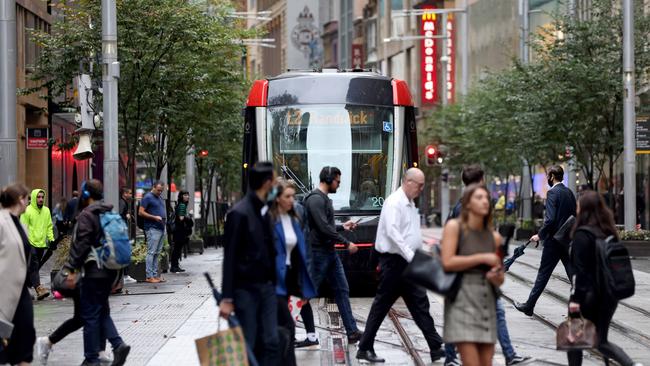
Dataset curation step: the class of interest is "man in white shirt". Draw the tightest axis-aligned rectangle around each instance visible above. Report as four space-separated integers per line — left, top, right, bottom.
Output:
356 168 444 363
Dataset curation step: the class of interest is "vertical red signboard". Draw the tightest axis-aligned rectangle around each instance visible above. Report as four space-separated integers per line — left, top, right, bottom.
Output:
421 8 438 105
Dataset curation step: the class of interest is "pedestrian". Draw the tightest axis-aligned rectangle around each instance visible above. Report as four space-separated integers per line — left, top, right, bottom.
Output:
20 188 55 300
64 191 79 225
35 288 113 365
60 179 130 366
171 190 193 273
52 196 68 237
0 183 35 366
356 168 445 363
443 165 529 366
138 181 167 283
441 184 504 366
515 165 576 316
219 162 280 366
566 191 642 366
118 187 137 284
302 166 363 343
269 178 316 365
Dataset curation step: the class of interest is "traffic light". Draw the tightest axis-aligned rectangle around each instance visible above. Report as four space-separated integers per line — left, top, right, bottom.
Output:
198 149 209 158
425 145 437 166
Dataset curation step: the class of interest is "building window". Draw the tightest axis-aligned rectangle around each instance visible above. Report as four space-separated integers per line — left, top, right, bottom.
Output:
24 10 48 72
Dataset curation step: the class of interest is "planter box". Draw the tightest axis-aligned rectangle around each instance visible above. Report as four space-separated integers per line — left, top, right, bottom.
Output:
516 228 535 241
129 261 147 282
189 239 204 254
622 240 650 257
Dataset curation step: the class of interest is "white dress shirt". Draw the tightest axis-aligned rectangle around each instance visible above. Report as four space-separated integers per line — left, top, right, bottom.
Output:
280 213 297 266
374 187 422 262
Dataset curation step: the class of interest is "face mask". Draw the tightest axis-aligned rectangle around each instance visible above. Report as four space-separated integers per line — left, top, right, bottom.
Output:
266 185 279 203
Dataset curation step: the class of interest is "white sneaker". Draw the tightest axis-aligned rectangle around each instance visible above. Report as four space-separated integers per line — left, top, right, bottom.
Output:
123 275 137 284
36 336 52 365
98 350 113 364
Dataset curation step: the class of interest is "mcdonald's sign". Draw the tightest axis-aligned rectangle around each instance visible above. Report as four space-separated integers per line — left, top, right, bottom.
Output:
421 8 438 105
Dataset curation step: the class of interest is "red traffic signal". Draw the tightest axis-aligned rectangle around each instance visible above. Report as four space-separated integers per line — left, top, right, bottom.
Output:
198 149 209 158
425 145 437 165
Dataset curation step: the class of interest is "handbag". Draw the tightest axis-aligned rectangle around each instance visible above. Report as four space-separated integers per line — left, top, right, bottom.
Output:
195 320 249 366
51 269 79 298
556 313 598 350
402 245 462 301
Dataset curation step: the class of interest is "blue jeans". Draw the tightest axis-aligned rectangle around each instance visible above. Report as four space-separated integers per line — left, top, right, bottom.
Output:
234 283 280 366
145 228 165 278
80 277 123 363
310 249 358 335
445 298 516 362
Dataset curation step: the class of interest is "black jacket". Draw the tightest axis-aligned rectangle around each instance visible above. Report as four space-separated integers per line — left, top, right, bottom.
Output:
65 202 118 279
304 189 350 252
569 226 602 304
538 183 576 245
221 192 276 299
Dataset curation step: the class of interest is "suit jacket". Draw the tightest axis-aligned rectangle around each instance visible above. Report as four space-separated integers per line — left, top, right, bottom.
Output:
221 192 276 299
538 183 576 244
0 210 28 338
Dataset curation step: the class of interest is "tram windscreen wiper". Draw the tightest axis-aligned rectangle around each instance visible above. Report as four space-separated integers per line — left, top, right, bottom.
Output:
281 165 309 195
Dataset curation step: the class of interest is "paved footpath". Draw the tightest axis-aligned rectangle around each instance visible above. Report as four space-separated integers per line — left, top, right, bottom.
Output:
27 228 650 365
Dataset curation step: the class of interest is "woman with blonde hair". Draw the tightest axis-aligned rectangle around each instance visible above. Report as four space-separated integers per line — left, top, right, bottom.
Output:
0 183 34 366
441 184 504 366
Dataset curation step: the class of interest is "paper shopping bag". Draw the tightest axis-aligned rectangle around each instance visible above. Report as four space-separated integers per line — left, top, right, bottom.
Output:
195 326 249 366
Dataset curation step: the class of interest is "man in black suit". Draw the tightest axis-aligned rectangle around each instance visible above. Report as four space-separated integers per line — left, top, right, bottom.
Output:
515 165 576 316
219 162 279 365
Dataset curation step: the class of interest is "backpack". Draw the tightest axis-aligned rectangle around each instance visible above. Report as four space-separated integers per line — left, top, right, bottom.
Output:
91 212 133 269
595 235 635 300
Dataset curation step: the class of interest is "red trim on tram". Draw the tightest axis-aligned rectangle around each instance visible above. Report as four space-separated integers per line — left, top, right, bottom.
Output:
392 79 414 106
334 243 374 249
246 79 269 107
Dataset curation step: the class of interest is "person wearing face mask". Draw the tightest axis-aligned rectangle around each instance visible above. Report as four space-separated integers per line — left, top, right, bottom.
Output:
514 165 576 316
220 162 280 366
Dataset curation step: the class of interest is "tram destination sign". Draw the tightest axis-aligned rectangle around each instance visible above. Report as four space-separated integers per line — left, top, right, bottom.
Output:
638 116 650 154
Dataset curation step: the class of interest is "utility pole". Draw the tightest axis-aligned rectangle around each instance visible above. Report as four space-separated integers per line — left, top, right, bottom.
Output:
566 0 577 196
0 0 17 187
459 0 469 96
440 12 450 223
186 143 195 219
102 0 120 210
519 0 532 220
623 0 637 230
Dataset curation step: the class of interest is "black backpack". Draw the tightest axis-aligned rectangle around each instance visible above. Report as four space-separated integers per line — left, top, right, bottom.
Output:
593 233 636 300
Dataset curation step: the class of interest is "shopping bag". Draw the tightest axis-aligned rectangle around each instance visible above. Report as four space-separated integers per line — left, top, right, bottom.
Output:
195 325 249 366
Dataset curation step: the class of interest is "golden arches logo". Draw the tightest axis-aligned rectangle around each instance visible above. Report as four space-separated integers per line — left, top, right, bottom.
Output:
422 12 436 21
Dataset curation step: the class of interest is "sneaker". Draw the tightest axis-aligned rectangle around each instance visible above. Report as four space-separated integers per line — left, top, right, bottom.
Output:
111 343 130 366
445 359 462 366
36 336 52 365
123 275 137 284
507 355 531 365
98 351 112 364
36 285 50 300
295 338 319 348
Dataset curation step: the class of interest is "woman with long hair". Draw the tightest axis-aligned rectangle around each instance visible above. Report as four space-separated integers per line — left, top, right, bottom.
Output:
567 190 641 366
441 184 504 366
0 184 34 366
171 190 193 273
268 178 316 365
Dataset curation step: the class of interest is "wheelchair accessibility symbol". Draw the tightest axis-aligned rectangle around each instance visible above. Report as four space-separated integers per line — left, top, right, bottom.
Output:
383 122 393 133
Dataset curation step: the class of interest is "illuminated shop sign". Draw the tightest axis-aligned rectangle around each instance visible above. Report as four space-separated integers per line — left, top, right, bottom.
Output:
446 15 455 104
420 10 438 105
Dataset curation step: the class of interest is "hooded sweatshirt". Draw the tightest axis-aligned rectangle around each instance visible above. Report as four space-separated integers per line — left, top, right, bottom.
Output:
20 189 55 248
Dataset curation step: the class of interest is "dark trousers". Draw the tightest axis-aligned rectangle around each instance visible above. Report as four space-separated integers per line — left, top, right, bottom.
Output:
234 283 280 366
526 241 572 307
48 290 109 351
171 235 188 268
300 302 316 333
359 253 443 353
277 296 296 366
80 277 123 363
28 247 47 288
0 285 35 364
567 301 634 366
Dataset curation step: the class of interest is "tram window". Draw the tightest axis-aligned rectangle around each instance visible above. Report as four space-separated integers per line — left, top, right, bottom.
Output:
268 104 394 211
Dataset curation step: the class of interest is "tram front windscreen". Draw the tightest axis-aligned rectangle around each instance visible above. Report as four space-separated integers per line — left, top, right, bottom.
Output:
268 104 396 212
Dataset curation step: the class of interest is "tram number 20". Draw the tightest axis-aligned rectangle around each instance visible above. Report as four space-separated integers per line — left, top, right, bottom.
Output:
371 197 385 208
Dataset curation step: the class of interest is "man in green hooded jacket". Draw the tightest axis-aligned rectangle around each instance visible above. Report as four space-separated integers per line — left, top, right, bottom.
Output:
20 189 55 300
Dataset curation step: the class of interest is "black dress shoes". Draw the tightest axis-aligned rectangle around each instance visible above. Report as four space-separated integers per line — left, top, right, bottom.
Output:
431 348 446 362
356 350 386 363
514 301 534 316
